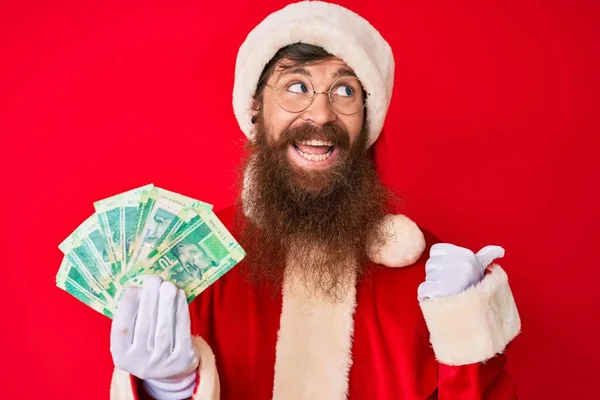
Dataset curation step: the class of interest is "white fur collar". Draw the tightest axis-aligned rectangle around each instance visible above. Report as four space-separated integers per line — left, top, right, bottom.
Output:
273 264 357 400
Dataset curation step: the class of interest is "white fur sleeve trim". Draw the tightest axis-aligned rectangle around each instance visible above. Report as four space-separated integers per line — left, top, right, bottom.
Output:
368 214 426 268
192 335 220 400
109 336 220 400
419 265 521 366
110 367 136 400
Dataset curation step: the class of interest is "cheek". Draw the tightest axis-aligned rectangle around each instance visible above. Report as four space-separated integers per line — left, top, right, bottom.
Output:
344 113 365 145
263 101 298 142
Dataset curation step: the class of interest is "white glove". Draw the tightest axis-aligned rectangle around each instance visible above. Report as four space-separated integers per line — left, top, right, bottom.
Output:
110 276 199 400
417 243 505 301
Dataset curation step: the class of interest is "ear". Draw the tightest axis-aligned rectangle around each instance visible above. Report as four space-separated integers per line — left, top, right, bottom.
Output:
251 97 261 124
251 97 260 111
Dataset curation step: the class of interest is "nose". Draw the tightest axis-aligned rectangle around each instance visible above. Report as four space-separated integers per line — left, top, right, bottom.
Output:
300 90 338 126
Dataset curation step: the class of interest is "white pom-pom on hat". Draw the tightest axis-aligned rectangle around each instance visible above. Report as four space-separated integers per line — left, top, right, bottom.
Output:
368 214 426 268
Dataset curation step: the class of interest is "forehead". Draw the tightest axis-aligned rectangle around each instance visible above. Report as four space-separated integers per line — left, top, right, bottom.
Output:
274 57 357 80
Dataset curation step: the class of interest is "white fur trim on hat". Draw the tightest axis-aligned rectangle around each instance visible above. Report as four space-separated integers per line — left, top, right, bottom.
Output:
233 0 395 148
419 265 522 366
368 214 427 268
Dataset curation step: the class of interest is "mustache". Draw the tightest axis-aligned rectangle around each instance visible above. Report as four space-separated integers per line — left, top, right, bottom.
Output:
278 123 350 150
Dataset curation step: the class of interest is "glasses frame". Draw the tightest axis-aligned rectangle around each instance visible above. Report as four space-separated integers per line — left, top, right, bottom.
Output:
265 74 370 116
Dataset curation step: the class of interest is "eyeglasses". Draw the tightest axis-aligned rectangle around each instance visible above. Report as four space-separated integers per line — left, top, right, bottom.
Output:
265 73 368 116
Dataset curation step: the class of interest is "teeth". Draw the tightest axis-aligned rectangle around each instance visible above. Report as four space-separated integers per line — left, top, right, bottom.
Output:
298 139 334 147
296 148 334 162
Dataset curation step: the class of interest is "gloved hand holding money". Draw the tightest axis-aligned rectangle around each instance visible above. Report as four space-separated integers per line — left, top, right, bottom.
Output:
56 184 245 398
111 276 199 400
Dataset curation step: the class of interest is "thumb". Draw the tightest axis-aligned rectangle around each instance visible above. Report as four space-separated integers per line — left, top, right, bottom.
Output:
476 245 505 268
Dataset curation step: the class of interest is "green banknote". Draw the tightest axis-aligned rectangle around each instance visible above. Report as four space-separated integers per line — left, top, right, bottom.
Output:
57 185 240 319
127 187 212 271
150 204 212 252
130 187 213 253
58 214 118 305
121 207 246 303
56 257 114 318
94 183 154 278
129 187 154 258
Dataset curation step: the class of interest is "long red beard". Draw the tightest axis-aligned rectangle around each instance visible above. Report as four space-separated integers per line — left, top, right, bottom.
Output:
234 115 391 299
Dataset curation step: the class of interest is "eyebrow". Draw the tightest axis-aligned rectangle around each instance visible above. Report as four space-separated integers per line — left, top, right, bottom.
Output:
280 66 312 77
278 65 357 79
331 66 357 79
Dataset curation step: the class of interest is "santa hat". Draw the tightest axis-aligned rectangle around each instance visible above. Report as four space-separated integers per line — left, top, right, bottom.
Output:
232 0 395 148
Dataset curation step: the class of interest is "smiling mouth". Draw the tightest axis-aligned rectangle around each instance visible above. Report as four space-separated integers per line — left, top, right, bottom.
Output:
293 139 335 162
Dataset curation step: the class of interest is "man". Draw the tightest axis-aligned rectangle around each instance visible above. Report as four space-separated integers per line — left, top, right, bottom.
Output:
109 2 521 399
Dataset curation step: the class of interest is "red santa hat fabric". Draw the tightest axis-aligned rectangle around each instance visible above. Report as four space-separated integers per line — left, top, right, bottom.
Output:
232 0 395 148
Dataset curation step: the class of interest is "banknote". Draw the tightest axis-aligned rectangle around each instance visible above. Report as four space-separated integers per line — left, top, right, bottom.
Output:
122 207 246 302
57 185 243 319
129 186 154 258
94 183 154 278
56 257 114 318
94 199 123 277
149 207 197 251
58 214 118 305
127 187 212 271
130 187 213 251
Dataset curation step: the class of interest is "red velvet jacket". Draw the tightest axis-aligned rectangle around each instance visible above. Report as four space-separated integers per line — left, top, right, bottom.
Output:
110 206 521 400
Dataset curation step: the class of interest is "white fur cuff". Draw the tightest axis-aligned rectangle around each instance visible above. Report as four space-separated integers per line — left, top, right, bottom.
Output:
419 265 521 366
192 336 220 400
110 367 136 400
109 336 220 400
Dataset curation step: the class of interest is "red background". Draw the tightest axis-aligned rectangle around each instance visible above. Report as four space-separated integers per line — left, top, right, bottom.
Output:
2 0 598 398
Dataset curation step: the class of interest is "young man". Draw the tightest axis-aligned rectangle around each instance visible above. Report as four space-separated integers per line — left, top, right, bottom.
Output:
109 2 521 399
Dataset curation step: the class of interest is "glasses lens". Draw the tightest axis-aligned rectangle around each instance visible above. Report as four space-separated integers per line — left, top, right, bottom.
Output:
329 76 366 115
275 74 314 113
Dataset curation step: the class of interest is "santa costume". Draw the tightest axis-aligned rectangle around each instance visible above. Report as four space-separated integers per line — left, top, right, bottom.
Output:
110 2 521 399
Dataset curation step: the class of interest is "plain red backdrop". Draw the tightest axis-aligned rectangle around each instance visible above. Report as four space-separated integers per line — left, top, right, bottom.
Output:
1 0 598 398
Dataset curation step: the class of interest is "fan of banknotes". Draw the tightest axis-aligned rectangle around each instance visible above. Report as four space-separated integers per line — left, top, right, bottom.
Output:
56 184 246 319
